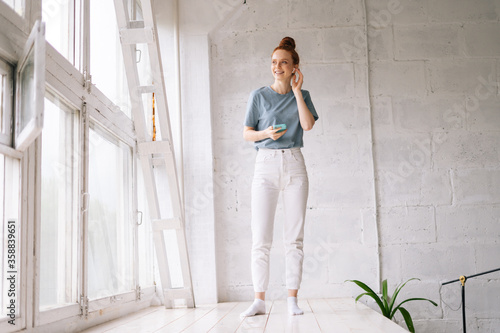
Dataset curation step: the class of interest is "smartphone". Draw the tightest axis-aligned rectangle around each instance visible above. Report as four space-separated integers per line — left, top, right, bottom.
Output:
273 124 287 133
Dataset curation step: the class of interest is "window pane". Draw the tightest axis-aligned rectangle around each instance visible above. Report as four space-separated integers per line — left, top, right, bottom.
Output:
151 166 182 288
14 20 45 152
89 0 131 117
142 93 156 140
164 230 183 288
42 0 76 65
39 94 79 310
126 0 143 21
19 47 35 132
0 58 13 146
136 43 152 87
88 126 133 299
137 160 154 286
0 74 4 131
1 0 24 16
1 154 21 319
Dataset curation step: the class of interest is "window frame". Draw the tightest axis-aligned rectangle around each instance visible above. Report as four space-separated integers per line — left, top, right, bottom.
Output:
0 0 159 330
33 43 149 327
0 59 13 147
35 88 81 326
42 0 81 68
86 119 134 301
0 154 23 333
0 1 26 34
13 19 45 152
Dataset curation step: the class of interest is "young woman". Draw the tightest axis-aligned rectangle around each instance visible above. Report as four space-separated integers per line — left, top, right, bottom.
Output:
241 37 319 317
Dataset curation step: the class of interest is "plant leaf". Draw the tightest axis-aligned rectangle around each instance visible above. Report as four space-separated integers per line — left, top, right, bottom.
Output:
388 278 419 314
382 279 389 310
398 307 415 333
346 280 389 317
391 298 438 318
355 292 371 302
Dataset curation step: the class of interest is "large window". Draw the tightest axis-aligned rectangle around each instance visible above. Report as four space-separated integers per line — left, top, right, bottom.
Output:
88 125 133 299
0 0 164 329
39 93 79 310
0 155 20 322
89 0 131 117
42 0 81 68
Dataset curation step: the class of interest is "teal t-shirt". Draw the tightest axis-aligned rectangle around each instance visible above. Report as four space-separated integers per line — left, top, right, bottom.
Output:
244 86 319 150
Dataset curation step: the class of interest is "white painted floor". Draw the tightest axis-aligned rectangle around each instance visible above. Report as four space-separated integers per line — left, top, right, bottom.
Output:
80 298 407 333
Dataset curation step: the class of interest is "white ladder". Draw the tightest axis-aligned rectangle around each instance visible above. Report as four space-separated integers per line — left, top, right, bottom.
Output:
112 0 195 308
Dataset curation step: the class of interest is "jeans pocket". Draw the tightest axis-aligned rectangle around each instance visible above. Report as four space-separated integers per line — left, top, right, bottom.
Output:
256 151 275 163
291 151 305 163
256 153 269 163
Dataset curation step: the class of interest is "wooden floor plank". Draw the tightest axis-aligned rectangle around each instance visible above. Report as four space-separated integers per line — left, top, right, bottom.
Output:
324 299 407 333
179 302 238 333
154 304 219 333
308 299 351 333
264 300 321 333
207 302 249 332
104 307 193 333
263 300 286 332
80 307 164 333
80 298 410 333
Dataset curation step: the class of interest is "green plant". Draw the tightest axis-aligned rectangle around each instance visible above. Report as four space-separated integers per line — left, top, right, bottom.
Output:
346 278 438 333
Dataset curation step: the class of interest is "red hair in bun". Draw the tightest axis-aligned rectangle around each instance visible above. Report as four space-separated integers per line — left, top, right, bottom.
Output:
273 36 300 65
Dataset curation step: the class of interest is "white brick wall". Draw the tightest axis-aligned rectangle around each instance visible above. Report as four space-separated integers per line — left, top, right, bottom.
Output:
366 0 427 25
370 60 427 96
436 206 500 242
378 206 436 245
452 169 500 204
175 0 500 331
467 95 500 131
394 24 461 60
392 95 466 132
464 23 500 57
324 27 367 62
289 0 364 28
427 0 500 22
302 63 356 97
210 0 379 304
426 59 496 94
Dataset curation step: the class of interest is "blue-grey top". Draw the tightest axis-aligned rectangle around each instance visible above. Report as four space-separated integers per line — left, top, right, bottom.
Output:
244 86 319 150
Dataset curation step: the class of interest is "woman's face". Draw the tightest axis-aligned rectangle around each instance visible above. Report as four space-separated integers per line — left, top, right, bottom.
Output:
271 49 297 81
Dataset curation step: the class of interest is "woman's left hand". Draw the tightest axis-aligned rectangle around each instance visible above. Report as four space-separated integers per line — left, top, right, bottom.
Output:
291 68 303 94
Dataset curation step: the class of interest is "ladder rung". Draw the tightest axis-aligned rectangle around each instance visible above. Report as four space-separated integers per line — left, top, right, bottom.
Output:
138 141 172 156
152 218 182 230
164 288 193 300
150 154 175 171
151 156 164 167
138 85 155 94
120 27 154 44
129 20 145 29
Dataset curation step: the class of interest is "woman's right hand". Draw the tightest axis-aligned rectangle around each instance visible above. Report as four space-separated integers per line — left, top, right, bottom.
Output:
266 126 287 141
243 126 287 142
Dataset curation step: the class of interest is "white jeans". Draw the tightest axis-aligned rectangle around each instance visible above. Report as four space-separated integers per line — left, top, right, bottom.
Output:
251 148 309 292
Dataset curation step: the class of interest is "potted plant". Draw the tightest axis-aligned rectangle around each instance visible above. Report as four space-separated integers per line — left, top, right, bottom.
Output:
346 278 438 333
